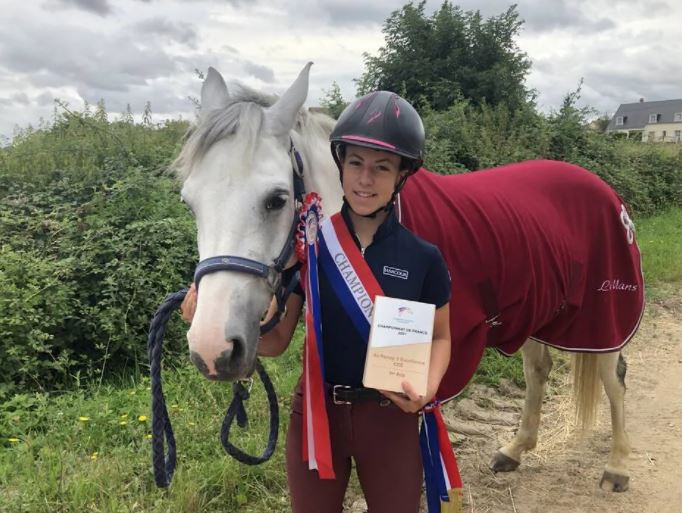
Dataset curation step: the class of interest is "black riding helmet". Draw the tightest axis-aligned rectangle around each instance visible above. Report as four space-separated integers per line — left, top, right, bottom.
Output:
329 91 425 217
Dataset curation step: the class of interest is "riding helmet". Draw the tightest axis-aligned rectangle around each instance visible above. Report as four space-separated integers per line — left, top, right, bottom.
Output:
330 91 425 174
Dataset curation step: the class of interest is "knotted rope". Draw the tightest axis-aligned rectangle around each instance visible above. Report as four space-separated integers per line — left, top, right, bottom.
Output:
148 288 279 488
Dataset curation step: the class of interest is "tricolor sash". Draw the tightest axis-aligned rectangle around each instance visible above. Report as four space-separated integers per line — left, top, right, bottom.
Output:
297 199 462 511
317 213 383 340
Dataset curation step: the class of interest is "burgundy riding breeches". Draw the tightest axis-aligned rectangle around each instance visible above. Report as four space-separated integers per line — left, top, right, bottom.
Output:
286 382 423 513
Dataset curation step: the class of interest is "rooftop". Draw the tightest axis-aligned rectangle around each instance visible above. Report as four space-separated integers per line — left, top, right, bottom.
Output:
607 99 682 131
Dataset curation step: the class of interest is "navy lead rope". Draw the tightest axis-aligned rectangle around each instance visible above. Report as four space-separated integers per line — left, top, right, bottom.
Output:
148 289 185 488
148 288 280 488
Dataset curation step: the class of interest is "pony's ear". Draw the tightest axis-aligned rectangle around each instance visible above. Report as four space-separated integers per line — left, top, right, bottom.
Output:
266 62 313 137
201 67 230 114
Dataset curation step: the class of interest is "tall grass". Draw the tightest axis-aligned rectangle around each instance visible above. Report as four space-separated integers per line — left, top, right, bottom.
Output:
0 331 304 513
636 207 682 300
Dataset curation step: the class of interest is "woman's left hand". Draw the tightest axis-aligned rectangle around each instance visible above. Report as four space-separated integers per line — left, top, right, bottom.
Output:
380 381 433 414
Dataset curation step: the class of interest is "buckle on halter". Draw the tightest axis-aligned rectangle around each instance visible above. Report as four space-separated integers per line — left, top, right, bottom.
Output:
238 377 254 393
332 385 352 405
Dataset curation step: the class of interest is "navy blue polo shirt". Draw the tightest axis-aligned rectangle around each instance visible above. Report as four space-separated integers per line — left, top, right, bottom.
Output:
309 203 451 387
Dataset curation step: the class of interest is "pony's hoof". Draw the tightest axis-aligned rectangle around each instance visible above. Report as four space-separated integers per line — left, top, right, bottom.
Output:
489 451 520 473
600 471 629 492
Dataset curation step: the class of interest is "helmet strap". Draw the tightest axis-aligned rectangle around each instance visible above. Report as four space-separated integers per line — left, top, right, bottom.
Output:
342 196 387 219
342 173 409 219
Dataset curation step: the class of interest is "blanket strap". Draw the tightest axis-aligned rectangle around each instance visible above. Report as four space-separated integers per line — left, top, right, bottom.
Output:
478 279 502 344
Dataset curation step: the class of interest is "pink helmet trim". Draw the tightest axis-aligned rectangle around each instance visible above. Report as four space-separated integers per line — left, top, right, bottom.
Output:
341 135 396 150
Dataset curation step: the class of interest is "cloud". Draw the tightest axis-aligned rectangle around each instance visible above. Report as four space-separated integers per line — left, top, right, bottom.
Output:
134 17 199 48
0 19 184 93
52 0 113 16
308 0 402 26
520 3 615 34
447 0 615 34
135 0 247 5
0 94 25 107
523 10 682 115
2 0 681 140
242 61 275 83
76 79 195 114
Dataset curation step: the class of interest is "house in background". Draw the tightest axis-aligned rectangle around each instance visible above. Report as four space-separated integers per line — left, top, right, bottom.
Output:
606 98 682 142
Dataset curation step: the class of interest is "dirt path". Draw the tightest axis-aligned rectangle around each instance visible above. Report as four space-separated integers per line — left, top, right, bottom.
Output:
446 296 682 513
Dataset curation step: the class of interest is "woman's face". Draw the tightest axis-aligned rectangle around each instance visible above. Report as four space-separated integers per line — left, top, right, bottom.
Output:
341 145 405 216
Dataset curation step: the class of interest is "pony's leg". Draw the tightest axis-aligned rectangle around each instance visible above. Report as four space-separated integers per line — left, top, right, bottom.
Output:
598 352 630 492
490 339 552 472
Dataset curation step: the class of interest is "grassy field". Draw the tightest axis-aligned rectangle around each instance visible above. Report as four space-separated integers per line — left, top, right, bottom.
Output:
635 207 682 300
0 330 305 513
1 207 680 513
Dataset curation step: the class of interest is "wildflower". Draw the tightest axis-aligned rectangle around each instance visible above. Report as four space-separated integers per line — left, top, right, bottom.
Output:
188 422 196 427
78 416 90 423
145 434 152 440
8 438 20 443
119 420 128 426
90 451 99 461
120 414 128 420
137 415 148 423
171 404 179 410
128 390 136 396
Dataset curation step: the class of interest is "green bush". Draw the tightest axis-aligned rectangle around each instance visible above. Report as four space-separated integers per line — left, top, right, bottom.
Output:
423 98 548 172
422 91 682 217
0 248 76 394
1 110 196 395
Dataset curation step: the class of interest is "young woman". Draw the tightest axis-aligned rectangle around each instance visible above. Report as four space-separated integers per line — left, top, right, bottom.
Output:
182 91 451 513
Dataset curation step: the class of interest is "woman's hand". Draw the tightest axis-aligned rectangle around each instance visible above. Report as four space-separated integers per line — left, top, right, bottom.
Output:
380 380 434 414
180 282 197 323
378 304 451 414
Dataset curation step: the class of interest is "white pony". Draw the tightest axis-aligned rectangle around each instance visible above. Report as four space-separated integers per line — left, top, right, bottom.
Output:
175 63 643 492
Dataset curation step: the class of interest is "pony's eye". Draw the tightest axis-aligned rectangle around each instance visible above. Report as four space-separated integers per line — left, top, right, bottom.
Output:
265 195 287 211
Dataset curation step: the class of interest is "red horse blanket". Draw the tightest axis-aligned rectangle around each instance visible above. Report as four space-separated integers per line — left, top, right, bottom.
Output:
399 160 644 400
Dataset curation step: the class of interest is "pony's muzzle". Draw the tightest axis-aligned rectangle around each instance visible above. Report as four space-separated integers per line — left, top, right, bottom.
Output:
189 336 247 381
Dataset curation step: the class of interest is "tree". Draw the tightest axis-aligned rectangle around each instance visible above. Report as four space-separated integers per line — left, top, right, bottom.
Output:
142 101 153 127
121 104 134 124
357 1 532 111
547 80 592 160
319 81 349 119
94 99 109 124
591 113 612 133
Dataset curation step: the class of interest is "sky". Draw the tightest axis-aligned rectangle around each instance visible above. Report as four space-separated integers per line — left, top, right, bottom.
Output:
1 0 680 141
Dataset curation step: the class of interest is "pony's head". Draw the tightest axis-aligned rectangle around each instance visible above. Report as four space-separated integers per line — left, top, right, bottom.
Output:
174 63 320 380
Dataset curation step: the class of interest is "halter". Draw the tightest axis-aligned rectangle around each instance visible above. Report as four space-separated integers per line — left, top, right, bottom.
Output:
192 139 306 334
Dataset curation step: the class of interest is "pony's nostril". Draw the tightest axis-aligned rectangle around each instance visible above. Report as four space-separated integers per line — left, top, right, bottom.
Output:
190 351 210 377
214 337 244 378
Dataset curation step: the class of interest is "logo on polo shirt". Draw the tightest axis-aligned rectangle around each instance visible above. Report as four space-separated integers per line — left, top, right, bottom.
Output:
383 266 409 280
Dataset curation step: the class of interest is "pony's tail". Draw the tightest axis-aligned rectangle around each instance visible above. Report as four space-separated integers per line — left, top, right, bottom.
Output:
572 353 601 430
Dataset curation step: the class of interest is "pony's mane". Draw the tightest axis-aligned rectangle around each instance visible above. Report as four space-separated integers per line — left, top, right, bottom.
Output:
173 81 337 181
173 83 276 180
293 108 336 160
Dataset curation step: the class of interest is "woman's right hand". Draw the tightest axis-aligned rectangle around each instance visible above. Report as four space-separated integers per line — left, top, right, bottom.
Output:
180 282 197 323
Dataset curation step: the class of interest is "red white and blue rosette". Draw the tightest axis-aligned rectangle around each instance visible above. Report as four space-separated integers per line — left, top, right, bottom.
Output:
296 192 335 479
295 192 323 264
